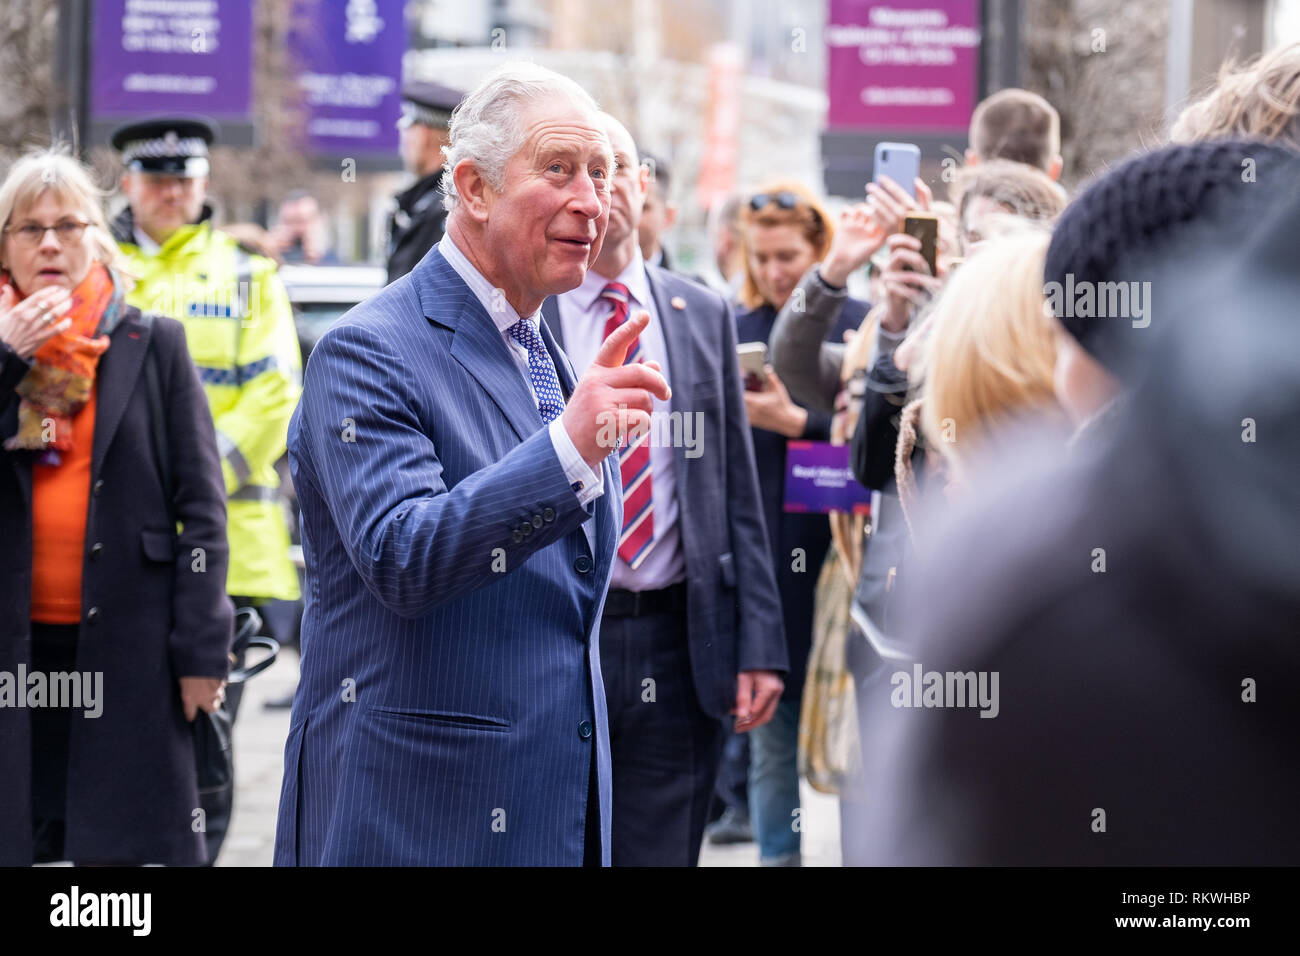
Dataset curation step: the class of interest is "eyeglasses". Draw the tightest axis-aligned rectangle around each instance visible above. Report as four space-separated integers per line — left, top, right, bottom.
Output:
748 191 823 225
4 219 90 248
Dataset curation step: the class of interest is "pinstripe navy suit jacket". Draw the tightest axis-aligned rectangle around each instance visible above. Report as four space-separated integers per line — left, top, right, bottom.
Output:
274 246 619 866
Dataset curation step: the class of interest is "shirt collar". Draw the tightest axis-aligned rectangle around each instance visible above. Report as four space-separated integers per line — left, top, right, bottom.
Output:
575 250 651 317
133 226 161 256
438 232 538 334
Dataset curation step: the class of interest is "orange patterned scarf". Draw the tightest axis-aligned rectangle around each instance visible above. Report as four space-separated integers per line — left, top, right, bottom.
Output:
3 262 123 463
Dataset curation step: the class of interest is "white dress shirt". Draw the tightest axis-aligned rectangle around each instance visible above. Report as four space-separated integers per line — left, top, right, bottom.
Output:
438 234 602 506
557 252 685 590
133 227 161 256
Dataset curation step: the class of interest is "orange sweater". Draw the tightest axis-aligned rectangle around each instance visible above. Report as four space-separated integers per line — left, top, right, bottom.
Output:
30 387 96 625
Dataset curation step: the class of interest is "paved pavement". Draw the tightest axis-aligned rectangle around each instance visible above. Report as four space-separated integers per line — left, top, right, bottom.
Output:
220 648 841 867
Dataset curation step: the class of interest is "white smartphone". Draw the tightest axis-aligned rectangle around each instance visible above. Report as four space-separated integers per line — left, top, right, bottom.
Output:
737 341 770 391
873 142 920 199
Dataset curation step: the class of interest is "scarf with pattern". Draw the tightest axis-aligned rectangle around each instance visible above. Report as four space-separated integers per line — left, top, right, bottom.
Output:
3 262 124 464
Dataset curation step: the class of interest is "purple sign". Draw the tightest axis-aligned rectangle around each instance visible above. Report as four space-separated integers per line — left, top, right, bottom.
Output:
827 0 981 131
91 0 252 121
783 442 873 515
289 0 405 156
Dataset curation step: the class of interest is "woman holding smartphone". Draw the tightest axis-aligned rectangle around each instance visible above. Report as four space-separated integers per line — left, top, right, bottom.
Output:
732 181 867 866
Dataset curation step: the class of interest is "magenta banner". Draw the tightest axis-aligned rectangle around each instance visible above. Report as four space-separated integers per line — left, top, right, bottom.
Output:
827 0 981 131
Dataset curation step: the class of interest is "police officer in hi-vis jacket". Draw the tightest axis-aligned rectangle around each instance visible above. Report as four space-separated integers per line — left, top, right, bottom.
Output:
109 117 301 859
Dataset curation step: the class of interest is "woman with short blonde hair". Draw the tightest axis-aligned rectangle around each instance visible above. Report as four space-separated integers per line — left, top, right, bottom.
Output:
0 151 129 280
896 229 1065 519
0 147 232 865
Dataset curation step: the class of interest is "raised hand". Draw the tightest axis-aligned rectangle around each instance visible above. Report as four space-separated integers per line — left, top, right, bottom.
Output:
562 310 671 467
820 203 887 288
880 233 944 333
0 285 73 360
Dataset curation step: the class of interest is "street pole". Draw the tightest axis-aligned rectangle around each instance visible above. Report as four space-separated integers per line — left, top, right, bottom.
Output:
53 0 92 157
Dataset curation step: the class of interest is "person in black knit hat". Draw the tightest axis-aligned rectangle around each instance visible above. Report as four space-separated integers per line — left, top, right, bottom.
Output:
850 146 1300 867
1043 138 1297 435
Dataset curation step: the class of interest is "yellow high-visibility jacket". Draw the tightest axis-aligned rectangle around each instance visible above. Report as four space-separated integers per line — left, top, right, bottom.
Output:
113 208 301 601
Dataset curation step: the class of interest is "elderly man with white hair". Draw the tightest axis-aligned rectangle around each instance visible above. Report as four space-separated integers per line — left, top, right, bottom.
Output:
274 62 669 866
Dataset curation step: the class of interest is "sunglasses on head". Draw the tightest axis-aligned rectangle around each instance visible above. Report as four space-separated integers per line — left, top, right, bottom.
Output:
749 191 801 211
748 191 823 224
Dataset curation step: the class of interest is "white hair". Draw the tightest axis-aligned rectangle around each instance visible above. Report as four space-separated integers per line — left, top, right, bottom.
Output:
441 61 601 213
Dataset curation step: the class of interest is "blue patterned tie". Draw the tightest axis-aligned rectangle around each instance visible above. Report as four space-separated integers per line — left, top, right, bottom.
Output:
507 318 565 424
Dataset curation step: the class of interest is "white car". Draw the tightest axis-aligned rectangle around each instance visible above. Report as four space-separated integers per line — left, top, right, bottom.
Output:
278 263 387 362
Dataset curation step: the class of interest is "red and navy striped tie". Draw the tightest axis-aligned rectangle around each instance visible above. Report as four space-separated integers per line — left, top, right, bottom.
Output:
599 282 655 569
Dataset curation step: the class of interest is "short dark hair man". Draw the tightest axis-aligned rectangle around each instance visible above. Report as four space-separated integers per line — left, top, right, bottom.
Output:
966 88 1064 180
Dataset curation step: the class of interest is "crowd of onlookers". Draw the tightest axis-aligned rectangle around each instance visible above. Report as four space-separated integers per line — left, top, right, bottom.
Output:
4 39 1299 866
698 41 1300 865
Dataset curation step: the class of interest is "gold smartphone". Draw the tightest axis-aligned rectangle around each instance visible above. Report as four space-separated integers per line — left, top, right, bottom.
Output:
901 213 939 276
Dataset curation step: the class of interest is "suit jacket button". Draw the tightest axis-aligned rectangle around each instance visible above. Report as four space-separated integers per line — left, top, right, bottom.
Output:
542 507 555 523
89 542 104 560
521 522 533 537
512 529 524 544
86 607 101 624
531 514 544 529
578 720 593 740
573 555 592 574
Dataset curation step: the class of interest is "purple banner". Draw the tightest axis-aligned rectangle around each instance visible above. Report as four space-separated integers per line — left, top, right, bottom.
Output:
91 0 252 121
289 0 405 156
783 442 872 515
827 0 981 131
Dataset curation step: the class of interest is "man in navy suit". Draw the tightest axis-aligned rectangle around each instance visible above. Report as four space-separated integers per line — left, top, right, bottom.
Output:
543 114 787 865
274 63 670 866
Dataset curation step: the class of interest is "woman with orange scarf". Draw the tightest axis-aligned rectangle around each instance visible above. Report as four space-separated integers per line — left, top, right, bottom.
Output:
0 149 233 865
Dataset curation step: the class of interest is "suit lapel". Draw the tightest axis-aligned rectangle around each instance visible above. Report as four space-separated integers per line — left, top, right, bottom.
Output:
538 313 595 555
644 266 693 505
417 249 543 444
92 310 150 481
415 247 605 556
540 297 566 354
538 311 576 401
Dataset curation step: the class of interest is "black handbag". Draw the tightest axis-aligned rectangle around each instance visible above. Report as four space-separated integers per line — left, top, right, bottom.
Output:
193 607 279 793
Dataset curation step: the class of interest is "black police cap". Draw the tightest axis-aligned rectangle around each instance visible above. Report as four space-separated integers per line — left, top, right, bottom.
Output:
398 80 463 130
110 117 217 176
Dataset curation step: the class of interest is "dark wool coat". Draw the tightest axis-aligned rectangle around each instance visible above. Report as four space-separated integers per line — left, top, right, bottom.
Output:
1 306 233 865
735 295 866 700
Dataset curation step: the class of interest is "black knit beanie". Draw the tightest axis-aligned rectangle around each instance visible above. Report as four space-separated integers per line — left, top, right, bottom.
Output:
1044 139 1298 372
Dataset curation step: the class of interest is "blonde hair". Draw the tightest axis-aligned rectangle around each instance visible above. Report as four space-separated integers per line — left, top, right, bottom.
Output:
738 180 834 310
915 229 1061 480
0 147 126 280
1171 42 1300 150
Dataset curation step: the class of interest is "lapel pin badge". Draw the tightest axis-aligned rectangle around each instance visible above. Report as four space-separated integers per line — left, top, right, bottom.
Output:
670 296 686 310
